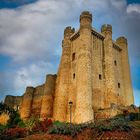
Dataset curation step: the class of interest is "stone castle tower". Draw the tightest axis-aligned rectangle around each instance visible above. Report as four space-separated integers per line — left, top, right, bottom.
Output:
4 11 134 124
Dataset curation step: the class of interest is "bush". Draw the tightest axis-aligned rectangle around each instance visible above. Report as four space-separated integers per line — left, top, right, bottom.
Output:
48 122 86 136
0 124 8 133
94 117 131 132
7 111 23 128
32 118 52 133
0 126 28 140
129 113 140 121
24 116 39 131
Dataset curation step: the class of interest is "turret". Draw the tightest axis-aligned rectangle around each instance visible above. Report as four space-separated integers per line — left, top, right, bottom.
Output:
116 36 134 105
40 74 56 120
20 87 34 120
101 24 117 108
80 11 92 29
64 26 75 39
116 36 127 45
101 24 112 35
74 11 93 123
53 27 72 121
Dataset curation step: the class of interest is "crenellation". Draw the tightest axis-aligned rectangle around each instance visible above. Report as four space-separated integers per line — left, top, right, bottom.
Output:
101 24 112 34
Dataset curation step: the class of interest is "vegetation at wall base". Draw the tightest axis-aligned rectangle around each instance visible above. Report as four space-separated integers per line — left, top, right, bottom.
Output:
0 103 140 140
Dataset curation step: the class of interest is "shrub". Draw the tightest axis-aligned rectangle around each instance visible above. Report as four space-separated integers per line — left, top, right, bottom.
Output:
48 123 86 136
129 113 140 121
94 117 131 132
0 124 8 133
7 111 23 128
32 118 52 133
0 126 28 140
24 116 39 131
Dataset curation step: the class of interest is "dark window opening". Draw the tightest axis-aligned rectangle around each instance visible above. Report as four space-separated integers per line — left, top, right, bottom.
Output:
73 73 75 79
118 83 120 88
72 53 75 61
114 60 117 66
99 74 102 80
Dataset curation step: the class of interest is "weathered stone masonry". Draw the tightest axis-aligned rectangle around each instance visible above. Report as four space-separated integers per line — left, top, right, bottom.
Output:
4 11 134 123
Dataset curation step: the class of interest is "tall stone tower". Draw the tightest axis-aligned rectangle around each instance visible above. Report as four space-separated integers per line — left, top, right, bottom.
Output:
116 37 134 105
53 11 134 123
6 11 134 124
74 11 94 123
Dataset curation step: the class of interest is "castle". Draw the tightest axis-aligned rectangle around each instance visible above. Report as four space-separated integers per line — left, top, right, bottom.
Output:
4 11 134 124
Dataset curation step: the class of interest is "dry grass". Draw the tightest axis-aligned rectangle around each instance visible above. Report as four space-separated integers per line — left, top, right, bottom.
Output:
0 113 9 125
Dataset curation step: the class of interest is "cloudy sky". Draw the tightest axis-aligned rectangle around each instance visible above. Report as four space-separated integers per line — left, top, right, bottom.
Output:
0 0 140 106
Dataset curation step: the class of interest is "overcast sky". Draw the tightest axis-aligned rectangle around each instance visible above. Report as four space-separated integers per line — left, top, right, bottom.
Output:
0 0 140 106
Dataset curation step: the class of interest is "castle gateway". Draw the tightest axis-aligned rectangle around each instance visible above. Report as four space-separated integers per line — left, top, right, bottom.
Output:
5 11 134 124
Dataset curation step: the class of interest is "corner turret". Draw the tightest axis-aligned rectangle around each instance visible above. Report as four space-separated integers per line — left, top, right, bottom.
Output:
64 26 75 39
101 24 112 36
116 36 134 106
80 11 92 29
116 36 127 45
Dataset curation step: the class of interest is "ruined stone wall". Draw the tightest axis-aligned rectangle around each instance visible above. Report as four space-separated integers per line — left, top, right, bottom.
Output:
4 95 22 109
31 84 44 117
20 87 34 120
20 75 56 120
40 74 56 120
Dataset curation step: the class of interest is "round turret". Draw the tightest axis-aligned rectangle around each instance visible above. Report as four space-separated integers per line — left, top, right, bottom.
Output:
80 11 92 28
116 36 127 45
64 26 75 39
101 24 112 34
46 74 57 82
26 86 34 93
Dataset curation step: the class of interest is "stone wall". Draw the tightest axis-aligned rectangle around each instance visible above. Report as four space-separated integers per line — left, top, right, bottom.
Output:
4 95 22 109
40 74 57 120
20 74 56 120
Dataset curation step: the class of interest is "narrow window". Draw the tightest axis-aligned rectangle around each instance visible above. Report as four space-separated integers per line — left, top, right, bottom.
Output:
73 73 75 79
114 60 117 66
72 53 75 61
99 74 102 80
118 83 120 88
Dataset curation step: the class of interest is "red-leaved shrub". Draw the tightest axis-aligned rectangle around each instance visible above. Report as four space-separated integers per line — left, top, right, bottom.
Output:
32 118 52 133
0 126 28 140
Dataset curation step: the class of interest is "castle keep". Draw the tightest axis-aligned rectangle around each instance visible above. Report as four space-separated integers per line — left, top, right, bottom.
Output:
4 11 134 124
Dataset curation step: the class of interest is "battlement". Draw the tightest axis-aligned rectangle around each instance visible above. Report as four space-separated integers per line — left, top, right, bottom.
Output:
25 86 34 94
46 74 57 81
116 36 127 45
80 11 92 22
101 24 112 33
80 11 92 29
64 26 75 38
